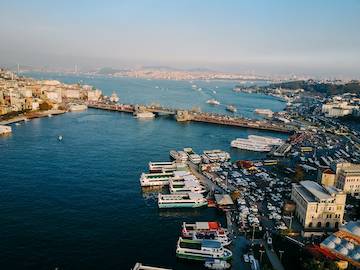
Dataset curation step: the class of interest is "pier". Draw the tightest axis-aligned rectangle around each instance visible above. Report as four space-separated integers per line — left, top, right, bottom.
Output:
87 103 294 133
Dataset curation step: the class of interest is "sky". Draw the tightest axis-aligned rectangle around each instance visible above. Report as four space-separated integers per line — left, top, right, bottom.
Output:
1 0 360 78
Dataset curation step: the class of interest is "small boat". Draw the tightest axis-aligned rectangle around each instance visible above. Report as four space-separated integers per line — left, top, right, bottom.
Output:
226 104 237 113
15 123 21 126
198 88 202 91
204 258 231 269
192 85 197 88
213 91 216 94
24 118 30 122
136 112 155 119
59 135 63 141
206 99 220 105
48 114 53 117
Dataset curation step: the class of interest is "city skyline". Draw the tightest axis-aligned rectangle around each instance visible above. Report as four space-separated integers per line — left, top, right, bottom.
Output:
1 0 360 78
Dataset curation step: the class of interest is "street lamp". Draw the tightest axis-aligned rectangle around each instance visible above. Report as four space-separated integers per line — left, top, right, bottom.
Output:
252 223 256 241
289 212 293 230
259 250 265 266
279 250 284 262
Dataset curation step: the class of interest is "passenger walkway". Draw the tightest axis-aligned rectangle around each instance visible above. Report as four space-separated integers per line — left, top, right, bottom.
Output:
253 239 285 270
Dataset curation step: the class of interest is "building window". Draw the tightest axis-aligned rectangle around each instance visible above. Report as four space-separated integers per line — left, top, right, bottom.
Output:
326 222 330 228
317 222 322 228
335 222 339 228
309 222 313 228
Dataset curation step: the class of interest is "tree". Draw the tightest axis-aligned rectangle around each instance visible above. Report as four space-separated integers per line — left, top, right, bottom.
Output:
293 165 305 183
39 102 52 111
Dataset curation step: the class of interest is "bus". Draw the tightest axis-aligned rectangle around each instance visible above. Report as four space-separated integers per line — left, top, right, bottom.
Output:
263 160 278 166
301 147 313 152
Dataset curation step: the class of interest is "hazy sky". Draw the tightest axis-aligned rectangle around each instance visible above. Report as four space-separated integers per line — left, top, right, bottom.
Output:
1 0 360 77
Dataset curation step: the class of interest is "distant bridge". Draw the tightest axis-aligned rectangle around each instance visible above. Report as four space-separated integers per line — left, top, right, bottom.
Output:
87 103 294 134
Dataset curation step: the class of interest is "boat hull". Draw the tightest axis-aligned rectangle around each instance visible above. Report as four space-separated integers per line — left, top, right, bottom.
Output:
158 202 208 209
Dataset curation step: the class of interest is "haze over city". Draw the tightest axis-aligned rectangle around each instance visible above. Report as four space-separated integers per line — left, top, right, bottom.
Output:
1 0 360 78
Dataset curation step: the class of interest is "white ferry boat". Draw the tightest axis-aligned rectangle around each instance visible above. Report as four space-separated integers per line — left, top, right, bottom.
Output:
169 150 179 160
70 104 88 111
192 231 232 247
184 148 201 164
140 171 189 187
148 162 187 173
226 104 237 113
248 135 283 146
192 85 197 88
169 179 205 194
203 150 218 162
0 125 12 134
177 151 188 162
212 150 228 162
206 99 220 105
182 222 229 238
253 108 273 115
176 237 232 261
136 112 155 119
158 193 208 208
230 138 272 152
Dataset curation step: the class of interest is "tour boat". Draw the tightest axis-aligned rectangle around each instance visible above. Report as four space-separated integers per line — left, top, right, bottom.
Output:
15 123 21 126
230 138 272 152
176 237 232 261
59 135 63 141
192 231 232 246
204 258 231 269
158 193 208 208
182 222 229 238
140 170 189 187
148 161 187 173
206 99 220 105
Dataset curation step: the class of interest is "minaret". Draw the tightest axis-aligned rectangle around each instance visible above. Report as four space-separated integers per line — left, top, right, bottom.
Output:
75 65 77 73
17 63 20 73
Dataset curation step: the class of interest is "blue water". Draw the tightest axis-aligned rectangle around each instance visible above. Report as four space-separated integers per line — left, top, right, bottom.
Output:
0 74 288 269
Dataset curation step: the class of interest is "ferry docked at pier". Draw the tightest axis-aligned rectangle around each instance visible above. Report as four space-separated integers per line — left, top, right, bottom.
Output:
184 148 201 164
230 138 272 152
140 170 189 187
192 231 232 247
148 161 187 173
169 178 206 194
169 150 188 162
158 193 208 208
247 135 283 146
181 222 229 238
176 237 232 261
206 99 220 105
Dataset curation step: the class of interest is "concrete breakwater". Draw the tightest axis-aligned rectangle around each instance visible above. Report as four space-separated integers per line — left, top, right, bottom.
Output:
87 103 294 133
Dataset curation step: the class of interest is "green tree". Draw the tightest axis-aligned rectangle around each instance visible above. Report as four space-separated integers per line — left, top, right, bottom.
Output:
39 102 52 111
293 165 305 183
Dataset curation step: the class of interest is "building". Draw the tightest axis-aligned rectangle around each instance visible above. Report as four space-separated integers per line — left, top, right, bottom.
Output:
109 92 119 103
86 89 102 102
320 220 360 268
291 181 346 229
317 168 336 186
335 163 360 196
65 89 80 99
322 102 359 117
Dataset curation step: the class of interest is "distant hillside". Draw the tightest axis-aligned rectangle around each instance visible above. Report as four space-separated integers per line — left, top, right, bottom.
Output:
186 68 219 73
264 80 360 96
96 67 120 75
140 66 182 71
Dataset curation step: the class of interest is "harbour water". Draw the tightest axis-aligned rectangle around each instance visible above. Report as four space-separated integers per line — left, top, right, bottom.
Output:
0 74 289 269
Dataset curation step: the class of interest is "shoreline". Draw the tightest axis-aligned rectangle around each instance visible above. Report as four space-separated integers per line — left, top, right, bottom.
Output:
0 110 66 125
